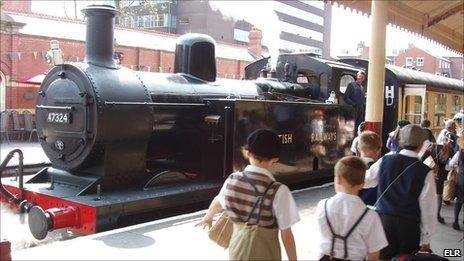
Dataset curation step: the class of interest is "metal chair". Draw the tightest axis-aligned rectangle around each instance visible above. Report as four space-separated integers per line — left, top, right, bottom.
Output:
23 111 38 142
0 111 10 144
10 110 25 141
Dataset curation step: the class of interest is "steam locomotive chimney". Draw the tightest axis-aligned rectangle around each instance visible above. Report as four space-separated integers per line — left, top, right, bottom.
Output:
81 5 119 68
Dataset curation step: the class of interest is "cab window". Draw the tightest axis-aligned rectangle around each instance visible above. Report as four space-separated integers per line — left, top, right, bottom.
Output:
339 74 355 94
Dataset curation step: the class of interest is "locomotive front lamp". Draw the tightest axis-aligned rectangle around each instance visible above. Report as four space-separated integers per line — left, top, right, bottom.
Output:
46 40 64 66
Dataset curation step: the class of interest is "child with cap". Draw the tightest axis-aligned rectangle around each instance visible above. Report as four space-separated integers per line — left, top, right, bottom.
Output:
196 129 299 260
314 156 388 260
386 119 411 154
357 131 382 206
365 124 437 259
350 121 365 156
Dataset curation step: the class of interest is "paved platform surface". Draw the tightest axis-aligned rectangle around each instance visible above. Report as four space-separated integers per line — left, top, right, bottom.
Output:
0 142 49 167
10 183 464 260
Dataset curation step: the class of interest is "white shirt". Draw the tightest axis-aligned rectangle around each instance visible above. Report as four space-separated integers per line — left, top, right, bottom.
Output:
216 165 300 230
449 151 461 167
361 156 375 166
350 137 359 155
436 129 450 145
314 192 388 260
363 149 437 244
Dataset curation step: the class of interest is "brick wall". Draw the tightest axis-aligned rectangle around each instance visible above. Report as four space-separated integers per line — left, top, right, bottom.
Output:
394 47 437 73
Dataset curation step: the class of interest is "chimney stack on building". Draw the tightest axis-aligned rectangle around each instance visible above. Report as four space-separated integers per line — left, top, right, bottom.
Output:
248 27 263 57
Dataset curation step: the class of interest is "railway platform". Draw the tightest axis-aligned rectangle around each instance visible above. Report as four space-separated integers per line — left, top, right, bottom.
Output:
0 142 50 167
10 183 464 260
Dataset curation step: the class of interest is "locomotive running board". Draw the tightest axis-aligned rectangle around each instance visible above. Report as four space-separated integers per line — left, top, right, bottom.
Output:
26 167 101 196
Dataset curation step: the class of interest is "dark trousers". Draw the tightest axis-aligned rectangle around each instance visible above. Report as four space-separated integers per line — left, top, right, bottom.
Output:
355 106 365 131
379 214 420 260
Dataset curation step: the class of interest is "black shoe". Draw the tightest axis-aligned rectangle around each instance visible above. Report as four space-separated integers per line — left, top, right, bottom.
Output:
452 222 460 230
437 216 445 223
443 200 450 205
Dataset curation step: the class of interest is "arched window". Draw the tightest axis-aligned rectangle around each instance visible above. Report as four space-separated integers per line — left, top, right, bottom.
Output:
339 74 355 94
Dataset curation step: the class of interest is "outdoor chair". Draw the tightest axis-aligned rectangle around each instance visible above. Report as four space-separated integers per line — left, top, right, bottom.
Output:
11 110 25 141
0 111 10 144
23 111 38 142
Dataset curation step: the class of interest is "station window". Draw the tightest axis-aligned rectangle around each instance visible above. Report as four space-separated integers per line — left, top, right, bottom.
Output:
424 93 429 120
233 29 250 43
339 74 355 94
434 94 447 126
416 57 424 66
406 57 413 66
452 95 462 115
404 95 422 124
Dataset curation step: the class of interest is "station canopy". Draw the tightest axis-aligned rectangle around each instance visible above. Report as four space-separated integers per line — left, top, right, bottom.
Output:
330 1 464 53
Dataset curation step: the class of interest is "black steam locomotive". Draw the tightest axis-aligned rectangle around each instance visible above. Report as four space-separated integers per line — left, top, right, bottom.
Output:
0 5 355 240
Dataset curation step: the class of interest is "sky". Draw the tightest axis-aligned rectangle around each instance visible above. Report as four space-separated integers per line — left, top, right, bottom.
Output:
30 0 462 58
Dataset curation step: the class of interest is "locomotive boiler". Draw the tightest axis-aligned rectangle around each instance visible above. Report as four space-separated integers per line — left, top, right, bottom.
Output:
0 5 355 240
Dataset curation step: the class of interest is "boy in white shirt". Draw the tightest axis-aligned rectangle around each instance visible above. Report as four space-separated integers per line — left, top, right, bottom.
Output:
314 156 388 260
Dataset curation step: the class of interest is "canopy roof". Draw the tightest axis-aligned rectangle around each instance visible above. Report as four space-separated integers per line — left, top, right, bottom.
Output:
331 1 464 53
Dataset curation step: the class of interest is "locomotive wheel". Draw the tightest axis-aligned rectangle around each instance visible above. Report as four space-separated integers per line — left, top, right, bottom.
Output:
28 206 52 240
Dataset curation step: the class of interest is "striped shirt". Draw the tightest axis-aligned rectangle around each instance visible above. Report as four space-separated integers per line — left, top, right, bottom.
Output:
216 165 300 229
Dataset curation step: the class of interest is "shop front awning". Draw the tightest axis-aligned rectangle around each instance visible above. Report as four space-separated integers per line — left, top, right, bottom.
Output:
330 0 464 53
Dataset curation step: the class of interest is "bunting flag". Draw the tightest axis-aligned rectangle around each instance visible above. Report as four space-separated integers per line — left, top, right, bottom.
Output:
33 51 38 60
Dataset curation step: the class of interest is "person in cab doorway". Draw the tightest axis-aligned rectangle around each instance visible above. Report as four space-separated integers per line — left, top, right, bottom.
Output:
365 124 437 259
314 156 388 261
196 129 299 260
343 71 366 130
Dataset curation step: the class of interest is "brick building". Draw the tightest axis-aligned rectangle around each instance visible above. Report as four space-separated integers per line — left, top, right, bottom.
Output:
0 1 262 112
338 42 463 80
395 44 455 77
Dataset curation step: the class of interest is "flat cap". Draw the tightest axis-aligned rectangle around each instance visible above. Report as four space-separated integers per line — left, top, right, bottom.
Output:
400 124 427 147
397 119 411 128
245 129 281 159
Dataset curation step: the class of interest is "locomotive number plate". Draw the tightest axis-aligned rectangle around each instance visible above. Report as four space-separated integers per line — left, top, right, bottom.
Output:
47 112 71 124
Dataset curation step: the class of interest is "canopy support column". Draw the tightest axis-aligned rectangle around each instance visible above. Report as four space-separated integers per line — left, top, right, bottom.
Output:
365 0 388 136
